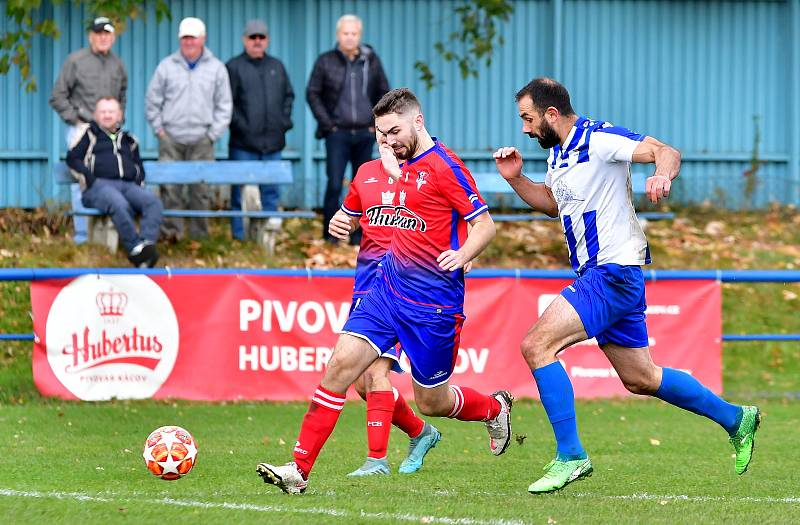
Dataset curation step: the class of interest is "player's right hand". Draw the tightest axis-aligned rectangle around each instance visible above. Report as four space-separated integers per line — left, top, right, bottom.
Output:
379 143 403 180
328 210 353 240
493 147 524 181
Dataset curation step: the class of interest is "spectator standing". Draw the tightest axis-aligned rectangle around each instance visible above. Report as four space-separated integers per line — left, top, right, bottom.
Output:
145 17 232 241
306 14 389 243
226 19 294 241
66 97 162 268
50 16 127 244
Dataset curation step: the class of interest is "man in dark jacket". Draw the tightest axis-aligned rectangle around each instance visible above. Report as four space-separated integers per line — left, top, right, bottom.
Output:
226 19 294 241
67 97 163 267
306 14 389 243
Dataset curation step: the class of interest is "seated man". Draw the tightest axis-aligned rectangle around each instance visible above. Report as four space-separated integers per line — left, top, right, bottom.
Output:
67 96 162 267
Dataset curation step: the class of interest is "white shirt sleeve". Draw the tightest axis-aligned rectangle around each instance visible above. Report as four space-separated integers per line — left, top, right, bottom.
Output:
591 127 643 163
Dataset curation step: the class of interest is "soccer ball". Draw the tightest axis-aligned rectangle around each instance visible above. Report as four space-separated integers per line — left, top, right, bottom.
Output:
142 425 198 480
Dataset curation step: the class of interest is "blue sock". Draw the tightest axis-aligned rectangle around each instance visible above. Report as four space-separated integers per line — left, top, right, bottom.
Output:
533 362 587 461
654 367 743 435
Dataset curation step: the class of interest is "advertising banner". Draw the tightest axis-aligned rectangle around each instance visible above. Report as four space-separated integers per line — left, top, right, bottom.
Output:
31 274 721 401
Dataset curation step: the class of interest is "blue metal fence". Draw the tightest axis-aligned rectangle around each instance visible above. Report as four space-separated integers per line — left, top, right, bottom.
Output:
2 268 799 342
1 0 799 209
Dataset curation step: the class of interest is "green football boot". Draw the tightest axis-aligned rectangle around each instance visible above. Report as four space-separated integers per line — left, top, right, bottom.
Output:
528 457 593 494
729 405 761 475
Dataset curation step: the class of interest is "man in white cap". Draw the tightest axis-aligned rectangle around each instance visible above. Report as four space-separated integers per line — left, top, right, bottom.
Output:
50 16 127 244
145 17 232 241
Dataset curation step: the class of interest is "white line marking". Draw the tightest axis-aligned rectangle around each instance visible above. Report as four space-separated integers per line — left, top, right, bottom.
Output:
0 489 527 525
570 492 800 504
426 488 800 504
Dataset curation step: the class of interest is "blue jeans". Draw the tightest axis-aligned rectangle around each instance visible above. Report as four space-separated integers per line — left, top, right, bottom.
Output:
324 128 374 242
66 125 88 244
81 178 163 253
229 148 281 241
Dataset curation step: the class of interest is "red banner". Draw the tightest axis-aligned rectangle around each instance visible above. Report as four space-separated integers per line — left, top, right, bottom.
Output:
31 274 721 401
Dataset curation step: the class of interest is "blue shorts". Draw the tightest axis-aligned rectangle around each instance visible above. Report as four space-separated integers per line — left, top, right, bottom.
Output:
561 264 649 348
350 294 403 374
344 278 465 387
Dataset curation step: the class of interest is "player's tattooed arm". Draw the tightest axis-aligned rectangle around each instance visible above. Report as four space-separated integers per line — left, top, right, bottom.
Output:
329 209 359 240
632 136 681 203
437 212 496 271
493 147 558 217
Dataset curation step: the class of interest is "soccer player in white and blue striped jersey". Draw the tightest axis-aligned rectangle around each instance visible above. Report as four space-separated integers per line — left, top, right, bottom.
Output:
494 77 760 494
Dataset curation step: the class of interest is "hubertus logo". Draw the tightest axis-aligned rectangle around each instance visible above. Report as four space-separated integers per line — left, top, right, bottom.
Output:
46 275 179 400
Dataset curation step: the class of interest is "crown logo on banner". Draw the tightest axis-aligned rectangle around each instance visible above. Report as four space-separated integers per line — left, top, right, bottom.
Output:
96 288 128 317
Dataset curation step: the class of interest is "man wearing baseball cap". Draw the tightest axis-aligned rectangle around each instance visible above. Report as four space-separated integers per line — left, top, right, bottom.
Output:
50 16 128 245
225 19 294 241
146 17 232 241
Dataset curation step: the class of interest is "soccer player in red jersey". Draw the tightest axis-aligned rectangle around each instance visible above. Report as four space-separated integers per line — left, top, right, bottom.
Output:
329 158 442 477
257 88 511 494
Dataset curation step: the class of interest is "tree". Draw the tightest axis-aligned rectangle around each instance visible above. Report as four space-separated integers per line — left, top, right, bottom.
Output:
0 0 169 92
415 0 514 90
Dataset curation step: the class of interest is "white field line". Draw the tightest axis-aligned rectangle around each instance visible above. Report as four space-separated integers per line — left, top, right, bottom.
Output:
424 489 800 505
0 488 527 525
570 492 800 504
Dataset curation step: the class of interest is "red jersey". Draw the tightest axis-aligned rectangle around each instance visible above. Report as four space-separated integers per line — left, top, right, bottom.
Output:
341 159 396 295
381 139 488 311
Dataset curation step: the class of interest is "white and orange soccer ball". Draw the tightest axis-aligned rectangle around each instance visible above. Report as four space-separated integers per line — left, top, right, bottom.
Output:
142 426 198 480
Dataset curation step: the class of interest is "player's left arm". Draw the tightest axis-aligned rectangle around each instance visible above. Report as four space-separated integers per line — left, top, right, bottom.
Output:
631 136 682 203
437 212 496 271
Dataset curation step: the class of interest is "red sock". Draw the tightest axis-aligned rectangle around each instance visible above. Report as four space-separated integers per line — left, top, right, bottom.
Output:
366 390 394 459
293 385 345 478
447 385 501 421
391 387 425 438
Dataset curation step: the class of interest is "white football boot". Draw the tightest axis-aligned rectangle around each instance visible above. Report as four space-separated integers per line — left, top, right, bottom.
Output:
256 461 308 494
485 390 513 456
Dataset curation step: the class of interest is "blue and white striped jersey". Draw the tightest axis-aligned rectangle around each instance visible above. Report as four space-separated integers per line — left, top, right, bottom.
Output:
544 116 651 272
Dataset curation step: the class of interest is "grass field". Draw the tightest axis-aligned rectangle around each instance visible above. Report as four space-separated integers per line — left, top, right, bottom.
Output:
0 399 798 524
1 208 799 524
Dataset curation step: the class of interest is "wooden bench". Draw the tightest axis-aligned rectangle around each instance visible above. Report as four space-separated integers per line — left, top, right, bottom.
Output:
54 160 316 254
472 171 675 222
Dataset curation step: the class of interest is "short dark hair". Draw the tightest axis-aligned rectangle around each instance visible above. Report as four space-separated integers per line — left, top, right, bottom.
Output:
95 96 120 108
373 88 421 118
515 77 575 116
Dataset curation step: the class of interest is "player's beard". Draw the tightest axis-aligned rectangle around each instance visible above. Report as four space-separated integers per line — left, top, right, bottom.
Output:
529 121 561 149
392 131 419 161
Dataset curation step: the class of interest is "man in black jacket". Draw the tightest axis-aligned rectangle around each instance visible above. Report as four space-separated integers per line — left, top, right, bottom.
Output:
306 14 389 243
67 97 163 267
226 19 294 241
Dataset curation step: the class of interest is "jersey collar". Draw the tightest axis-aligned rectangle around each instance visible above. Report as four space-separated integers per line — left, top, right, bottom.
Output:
402 137 440 167
552 116 589 163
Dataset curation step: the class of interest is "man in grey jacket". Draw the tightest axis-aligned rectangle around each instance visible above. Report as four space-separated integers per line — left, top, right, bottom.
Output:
145 16 232 240
50 16 127 244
